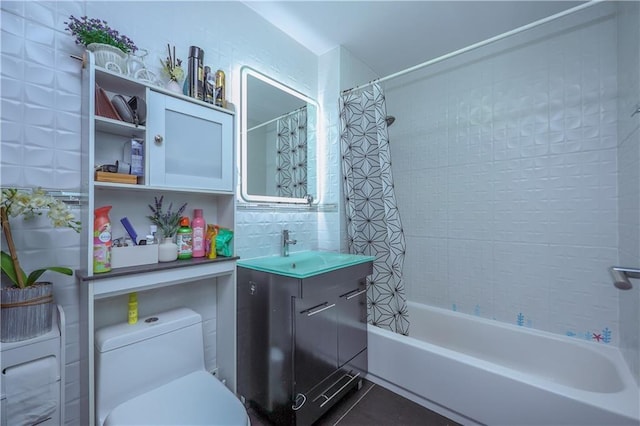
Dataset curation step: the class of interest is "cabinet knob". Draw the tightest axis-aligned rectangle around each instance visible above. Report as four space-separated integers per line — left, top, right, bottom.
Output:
154 134 163 144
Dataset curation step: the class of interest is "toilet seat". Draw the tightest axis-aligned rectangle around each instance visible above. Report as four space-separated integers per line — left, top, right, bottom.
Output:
103 371 248 426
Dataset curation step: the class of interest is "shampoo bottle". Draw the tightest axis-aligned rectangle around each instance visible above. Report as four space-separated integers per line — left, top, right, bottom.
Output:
176 217 193 259
192 209 206 258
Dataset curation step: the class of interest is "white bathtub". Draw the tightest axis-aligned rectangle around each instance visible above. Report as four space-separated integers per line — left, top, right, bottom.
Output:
368 302 640 425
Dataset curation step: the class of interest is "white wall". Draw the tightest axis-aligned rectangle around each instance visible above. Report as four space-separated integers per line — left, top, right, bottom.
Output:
386 3 623 343
0 2 337 424
616 1 640 385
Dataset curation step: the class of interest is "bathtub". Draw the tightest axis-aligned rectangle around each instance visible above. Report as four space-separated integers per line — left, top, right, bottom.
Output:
367 302 640 425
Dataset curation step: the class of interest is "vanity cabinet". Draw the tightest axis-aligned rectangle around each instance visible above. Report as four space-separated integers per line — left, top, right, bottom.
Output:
237 261 372 425
79 52 237 426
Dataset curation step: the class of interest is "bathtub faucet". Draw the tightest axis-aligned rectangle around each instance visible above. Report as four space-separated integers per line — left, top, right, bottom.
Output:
282 229 297 257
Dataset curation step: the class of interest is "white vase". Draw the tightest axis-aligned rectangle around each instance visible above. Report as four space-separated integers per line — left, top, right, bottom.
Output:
158 237 178 262
87 42 128 73
165 79 182 94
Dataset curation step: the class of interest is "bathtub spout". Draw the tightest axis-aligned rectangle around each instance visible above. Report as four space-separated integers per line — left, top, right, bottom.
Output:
610 266 640 290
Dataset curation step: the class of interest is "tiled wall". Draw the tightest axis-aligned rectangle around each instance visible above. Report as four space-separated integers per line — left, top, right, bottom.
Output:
387 4 623 343
616 1 640 385
1 2 336 423
1 2 87 423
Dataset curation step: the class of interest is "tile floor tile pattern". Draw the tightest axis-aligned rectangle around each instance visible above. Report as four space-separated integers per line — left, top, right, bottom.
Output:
248 380 460 426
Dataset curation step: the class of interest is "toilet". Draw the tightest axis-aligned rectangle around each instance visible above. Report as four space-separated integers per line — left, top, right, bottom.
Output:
94 308 249 426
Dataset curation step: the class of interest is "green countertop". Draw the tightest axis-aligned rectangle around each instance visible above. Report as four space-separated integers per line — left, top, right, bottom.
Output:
237 251 375 279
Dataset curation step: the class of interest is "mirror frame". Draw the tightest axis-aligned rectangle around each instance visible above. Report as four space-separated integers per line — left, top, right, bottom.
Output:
240 66 321 204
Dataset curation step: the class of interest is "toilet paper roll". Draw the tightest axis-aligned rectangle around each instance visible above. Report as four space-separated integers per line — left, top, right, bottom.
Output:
4 356 58 426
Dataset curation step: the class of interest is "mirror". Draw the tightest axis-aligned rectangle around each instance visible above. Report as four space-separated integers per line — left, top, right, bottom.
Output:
241 66 319 204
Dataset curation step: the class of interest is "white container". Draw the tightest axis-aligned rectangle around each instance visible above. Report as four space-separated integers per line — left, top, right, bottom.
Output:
111 245 158 269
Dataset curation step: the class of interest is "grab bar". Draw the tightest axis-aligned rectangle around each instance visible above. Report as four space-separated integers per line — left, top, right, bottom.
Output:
610 267 640 290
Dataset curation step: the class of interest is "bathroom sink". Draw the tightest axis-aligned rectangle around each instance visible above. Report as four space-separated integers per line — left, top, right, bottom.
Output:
237 251 375 279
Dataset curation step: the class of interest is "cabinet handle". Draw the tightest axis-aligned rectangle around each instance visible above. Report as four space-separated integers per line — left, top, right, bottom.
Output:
344 288 368 300
292 393 306 411
316 372 361 408
305 302 336 317
154 134 163 144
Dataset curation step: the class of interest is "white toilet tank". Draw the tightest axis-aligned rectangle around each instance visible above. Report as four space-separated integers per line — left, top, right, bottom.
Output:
95 308 206 425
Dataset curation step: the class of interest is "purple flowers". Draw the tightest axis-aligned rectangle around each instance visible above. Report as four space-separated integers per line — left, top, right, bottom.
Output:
65 15 137 53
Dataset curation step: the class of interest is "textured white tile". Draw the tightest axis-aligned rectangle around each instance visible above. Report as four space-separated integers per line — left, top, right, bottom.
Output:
1 141 22 165
24 2 55 28
1 10 24 36
25 21 55 45
23 66 55 93
1 98 24 122
1 30 25 59
0 164 23 187
56 111 81 133
1 75 23 101
0 53 24 79
1 2 25 15
24 39 55 66
24 81 55 108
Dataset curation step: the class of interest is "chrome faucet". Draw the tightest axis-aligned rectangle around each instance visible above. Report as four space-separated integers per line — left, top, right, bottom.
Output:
282 229 297 257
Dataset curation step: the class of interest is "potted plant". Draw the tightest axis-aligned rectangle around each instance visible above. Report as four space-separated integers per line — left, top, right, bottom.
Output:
147 196 187 262
160 44 185 93
64 15 137 71
1 188 81 342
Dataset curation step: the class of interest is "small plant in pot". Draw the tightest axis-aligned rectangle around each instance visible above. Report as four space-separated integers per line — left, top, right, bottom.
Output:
64 15 137 71
147 196 186 262
1 188 81 342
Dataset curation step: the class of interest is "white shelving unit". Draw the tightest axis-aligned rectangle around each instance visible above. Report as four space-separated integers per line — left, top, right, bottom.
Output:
78 52 237 426
1 306 66 426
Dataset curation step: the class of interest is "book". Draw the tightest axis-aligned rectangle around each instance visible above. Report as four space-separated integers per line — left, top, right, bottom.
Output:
95 83 122 121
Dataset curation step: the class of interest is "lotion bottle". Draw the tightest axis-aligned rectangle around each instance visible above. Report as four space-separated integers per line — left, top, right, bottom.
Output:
192 209 206 258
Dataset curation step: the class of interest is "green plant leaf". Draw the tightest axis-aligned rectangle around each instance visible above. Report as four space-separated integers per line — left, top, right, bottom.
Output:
26 267 73 286
1 251 72 287
0 250 26 287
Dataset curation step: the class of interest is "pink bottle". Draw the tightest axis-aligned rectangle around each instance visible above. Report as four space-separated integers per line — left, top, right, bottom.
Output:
192 208 206 258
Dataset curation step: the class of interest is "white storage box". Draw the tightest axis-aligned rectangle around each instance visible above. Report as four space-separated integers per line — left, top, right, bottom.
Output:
111 244 158 269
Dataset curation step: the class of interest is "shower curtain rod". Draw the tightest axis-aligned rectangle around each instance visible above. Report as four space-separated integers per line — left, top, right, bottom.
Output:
342 0 603 94
247 106 306 133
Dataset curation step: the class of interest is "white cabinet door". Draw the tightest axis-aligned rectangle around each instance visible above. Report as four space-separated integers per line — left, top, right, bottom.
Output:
147 91 234 192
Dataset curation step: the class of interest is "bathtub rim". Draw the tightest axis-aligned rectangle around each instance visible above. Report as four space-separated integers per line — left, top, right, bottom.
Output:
368 302 640 422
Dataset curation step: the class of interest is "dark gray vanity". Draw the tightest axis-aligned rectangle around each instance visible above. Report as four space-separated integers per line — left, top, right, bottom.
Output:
237 251 373 425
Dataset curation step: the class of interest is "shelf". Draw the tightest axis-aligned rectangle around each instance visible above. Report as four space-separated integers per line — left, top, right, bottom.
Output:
79 256 239 299
95 65 235 116
94 181 235 195
95 116 145 136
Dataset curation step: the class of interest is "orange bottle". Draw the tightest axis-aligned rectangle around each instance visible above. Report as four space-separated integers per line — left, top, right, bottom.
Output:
93 205 112 273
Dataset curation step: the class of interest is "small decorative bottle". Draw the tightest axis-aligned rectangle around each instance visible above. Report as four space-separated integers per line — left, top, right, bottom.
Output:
192 209 206 258
215 69 226 108
176 217 193 260
145 225 157 245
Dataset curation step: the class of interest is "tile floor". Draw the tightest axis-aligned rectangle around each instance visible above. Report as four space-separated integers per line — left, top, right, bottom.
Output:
248 379 460 426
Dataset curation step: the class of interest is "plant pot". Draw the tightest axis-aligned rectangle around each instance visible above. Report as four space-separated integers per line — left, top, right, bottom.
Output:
1 282 54 343
87 42 128 74
158 237 178 262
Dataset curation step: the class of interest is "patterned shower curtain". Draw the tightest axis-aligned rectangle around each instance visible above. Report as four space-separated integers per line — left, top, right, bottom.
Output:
339 83 409 335
275 107 307 198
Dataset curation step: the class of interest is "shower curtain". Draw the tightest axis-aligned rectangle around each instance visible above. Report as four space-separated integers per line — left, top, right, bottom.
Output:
275 107 307 198
339 83 409 335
